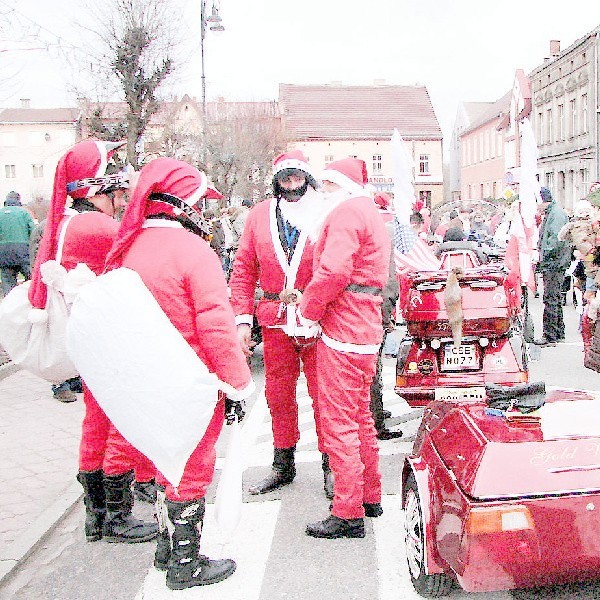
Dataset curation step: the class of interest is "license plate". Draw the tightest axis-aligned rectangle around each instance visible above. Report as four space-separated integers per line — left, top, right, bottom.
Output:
441 343 478 371
435 386 486 401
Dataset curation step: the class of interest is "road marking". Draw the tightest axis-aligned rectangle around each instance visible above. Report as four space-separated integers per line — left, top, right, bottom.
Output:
135 500 281 600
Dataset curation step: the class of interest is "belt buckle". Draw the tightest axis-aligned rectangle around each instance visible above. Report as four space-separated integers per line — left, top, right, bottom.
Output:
279 288 302 305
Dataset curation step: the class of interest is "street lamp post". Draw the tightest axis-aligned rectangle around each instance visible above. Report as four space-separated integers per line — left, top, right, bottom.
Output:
200 0 225 116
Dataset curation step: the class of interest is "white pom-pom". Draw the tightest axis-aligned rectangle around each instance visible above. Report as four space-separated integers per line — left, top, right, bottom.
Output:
28 308 49 324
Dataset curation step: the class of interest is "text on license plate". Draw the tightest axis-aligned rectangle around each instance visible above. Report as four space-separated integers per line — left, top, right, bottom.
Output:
441 344 478 370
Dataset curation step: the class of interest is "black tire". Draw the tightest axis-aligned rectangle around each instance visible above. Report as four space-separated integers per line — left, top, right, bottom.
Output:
404 473 453 598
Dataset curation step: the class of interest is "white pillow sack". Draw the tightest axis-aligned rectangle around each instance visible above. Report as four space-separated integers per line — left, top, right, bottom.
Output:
66 267 222 488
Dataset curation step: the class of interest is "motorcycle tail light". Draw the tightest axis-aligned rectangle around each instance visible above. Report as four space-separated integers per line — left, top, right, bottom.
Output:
465 505 533 535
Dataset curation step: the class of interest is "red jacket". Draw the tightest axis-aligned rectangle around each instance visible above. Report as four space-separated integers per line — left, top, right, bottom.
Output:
229 199 315 330
60 211 119 275
121 222 252 395
300 196 390 353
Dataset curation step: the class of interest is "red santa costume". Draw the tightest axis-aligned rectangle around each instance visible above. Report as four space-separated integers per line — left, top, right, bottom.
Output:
298 158 391 539
104 158 254 590
229 150 332 496
29 140 157 545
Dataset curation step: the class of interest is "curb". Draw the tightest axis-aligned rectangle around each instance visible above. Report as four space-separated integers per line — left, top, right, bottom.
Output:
0 481 83 585
0 361 19 382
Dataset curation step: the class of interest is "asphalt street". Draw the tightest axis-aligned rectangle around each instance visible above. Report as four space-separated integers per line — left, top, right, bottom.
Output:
0 293 598 600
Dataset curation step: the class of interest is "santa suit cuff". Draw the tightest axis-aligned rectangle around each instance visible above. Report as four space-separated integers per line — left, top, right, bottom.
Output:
219 378 256 401
235 314 254 327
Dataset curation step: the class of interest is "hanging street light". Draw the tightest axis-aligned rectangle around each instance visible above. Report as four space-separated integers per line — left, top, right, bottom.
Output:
200 1 225 116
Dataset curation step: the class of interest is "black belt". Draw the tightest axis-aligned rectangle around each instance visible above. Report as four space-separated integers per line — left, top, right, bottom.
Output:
263 291 280 300
262 290 305 301
345 283 382 296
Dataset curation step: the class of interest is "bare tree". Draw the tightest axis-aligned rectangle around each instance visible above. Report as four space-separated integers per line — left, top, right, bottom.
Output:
157 100 288 203
78 0 178 167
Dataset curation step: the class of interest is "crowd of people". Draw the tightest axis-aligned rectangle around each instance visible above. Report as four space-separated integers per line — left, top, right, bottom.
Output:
1 138 599 590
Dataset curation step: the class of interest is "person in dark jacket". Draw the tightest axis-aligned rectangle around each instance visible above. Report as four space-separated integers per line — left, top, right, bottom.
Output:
0 191 35 296
534 187 571 347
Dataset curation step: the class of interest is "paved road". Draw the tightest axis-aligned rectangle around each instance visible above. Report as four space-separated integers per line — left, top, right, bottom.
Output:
0 294 599 599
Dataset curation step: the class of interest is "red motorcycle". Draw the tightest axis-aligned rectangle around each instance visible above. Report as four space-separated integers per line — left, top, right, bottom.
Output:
395 243 528 407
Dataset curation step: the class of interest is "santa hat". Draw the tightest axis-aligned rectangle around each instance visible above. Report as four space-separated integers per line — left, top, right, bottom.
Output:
272 150 313 178
28 139 125 309
321 158 368 195
105 158 214 270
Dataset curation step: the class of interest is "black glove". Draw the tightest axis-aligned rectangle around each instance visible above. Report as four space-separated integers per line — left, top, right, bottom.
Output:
225 397 246 425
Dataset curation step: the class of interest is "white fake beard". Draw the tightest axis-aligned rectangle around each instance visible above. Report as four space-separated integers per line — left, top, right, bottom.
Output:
278 187 325 233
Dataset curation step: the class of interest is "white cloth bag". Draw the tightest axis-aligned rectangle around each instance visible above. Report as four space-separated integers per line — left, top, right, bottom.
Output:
66 267 223 488
214 419 243 540
0 216 93 383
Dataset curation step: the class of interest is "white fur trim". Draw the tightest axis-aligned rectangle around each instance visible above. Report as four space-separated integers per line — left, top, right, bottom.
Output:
320 169 364 195
219 378 256 401
321 332 380 355
142 219 183 228
235 314 254 326
87 141 109 198
274 159 312 177
182 173 208 207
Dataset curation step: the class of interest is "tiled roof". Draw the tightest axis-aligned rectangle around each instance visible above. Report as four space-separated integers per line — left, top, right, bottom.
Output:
279 83 441 140
462 91 511 135
0 107 80 124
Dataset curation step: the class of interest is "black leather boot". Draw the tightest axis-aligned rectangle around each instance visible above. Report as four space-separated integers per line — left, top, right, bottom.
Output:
248 447 296 495
165 498 236 590
76 470 106 542
133 479 157 503
306 515 365 539
363 502 383 517
102 471 158 543
321 454 334 500
153 485 170 570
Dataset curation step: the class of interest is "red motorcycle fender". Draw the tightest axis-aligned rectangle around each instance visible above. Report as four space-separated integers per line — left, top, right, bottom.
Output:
403 457 447 575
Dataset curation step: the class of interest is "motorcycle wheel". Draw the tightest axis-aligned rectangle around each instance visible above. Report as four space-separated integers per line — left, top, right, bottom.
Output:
404 474 453 598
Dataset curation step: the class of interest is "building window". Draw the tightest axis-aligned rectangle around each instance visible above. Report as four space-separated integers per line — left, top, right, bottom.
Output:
419 154 429 174
324 154 334 164
581 94 588 134
546 108 552 143
372 154 382 174
537 112 543 143
419 190 431 208
558 104 564 140
570 98 577 136
4 164 16 178
32 164 44 178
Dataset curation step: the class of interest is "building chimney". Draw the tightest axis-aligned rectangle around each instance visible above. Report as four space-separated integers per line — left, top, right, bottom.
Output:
20 98 31 109
550 40 560 57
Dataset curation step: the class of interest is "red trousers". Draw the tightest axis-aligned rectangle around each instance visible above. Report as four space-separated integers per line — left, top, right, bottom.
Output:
262 326 323 451
79 383 156 481
316 340 381 519
155 399 225 501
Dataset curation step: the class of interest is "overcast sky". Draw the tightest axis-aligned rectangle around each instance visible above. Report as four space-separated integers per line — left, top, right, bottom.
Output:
1 0 598 144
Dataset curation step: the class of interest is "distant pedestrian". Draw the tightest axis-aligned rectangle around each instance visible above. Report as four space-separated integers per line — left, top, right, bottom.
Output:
534 187 571 347
0 191 34 296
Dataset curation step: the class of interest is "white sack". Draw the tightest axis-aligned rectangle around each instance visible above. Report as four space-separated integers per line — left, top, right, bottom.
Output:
0 260 95 383
66 267 221 488
214 419 243 540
